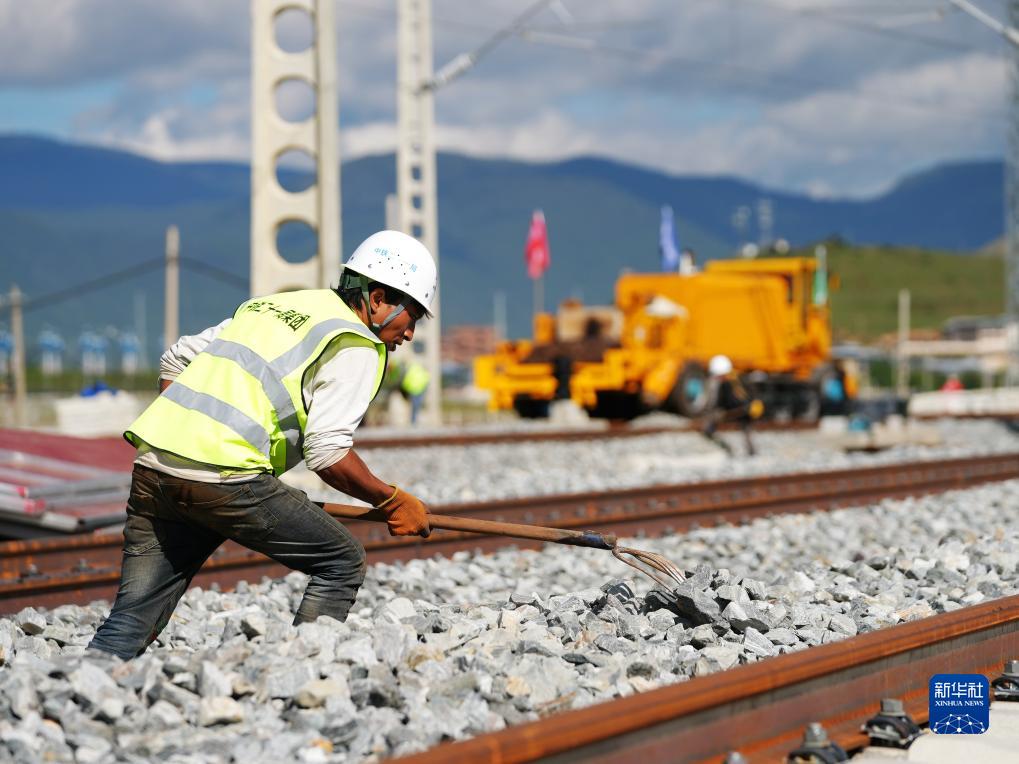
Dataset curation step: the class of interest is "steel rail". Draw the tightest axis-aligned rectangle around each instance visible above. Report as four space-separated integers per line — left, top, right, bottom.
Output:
354 420 815 449
2 452 1018 613
394 594 1019 763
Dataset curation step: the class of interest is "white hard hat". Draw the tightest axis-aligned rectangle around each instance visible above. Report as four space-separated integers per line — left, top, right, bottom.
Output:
342 230 437 317
708 354 733 377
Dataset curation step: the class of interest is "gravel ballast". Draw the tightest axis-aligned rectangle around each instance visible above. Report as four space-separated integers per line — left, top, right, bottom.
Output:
4 476 1019 762
292 419 1019 505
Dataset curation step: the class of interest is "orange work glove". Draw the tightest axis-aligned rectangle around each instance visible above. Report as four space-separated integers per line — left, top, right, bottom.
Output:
376 486 430 538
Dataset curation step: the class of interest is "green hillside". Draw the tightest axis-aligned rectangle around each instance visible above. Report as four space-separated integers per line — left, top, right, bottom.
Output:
824 244 1004 341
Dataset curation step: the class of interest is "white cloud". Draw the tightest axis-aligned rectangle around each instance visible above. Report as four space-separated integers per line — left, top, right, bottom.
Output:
85 86 251 163
804 179 837 199
775 52 1007 142
0 0 1011 196
90 115 248 163
0 1 248 88
341 121 396 157
368 48 1002 196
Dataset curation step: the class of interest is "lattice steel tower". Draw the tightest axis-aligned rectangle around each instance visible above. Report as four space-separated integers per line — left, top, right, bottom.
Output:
1008 0 1019 380
948 0 1019 379
251 0 340 296
396 0 442 424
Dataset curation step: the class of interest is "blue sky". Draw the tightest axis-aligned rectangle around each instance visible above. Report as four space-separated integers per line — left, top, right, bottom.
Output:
0 0 1011 197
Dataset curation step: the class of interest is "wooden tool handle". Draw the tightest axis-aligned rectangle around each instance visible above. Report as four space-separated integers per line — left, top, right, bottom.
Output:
324 503 617 551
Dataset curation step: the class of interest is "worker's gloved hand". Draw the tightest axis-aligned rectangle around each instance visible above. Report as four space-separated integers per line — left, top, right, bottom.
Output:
748 399 765 420
376 486 430 538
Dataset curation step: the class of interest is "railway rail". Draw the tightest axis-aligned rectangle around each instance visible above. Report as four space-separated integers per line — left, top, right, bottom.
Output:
354 419 815 450
394 594 1019 763
2 452 1018 613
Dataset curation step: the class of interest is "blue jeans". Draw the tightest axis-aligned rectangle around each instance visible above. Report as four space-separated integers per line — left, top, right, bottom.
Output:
89 465 367 659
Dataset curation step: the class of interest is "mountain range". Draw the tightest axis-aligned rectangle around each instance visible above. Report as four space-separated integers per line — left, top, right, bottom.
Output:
0 134 1003 358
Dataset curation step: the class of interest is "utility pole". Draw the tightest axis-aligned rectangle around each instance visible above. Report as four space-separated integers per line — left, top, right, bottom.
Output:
396 0 441 425
493 290 507 343
134 290 147 369
897 288 911 398
164 225 180 350
947 0 1019 383
9 286 27 428
756 198 774 250
1009 0 1019 383
395 0 557 425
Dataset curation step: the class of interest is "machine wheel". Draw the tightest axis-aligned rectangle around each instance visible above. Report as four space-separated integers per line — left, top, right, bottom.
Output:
668 362 712 418
797 387 822 422
513 395 550 419
587 391 644 421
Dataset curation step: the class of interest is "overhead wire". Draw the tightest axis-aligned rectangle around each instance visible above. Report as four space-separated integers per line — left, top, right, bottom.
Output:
514 30 1009 123
178 257 248 289
423 0 558 91
22 258 165 313
718 0 977 53
19 256 246 313
534 1 973 53
340 0 1008 124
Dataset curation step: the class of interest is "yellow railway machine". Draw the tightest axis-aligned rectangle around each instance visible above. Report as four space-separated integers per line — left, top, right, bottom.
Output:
474 256 848 420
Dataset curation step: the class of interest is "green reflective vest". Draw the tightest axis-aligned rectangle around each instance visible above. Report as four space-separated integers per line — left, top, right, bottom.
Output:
400 361 430 397
126 290 386 476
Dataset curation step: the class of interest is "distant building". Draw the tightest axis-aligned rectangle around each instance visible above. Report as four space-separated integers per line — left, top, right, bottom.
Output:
442 325 497 367
897 314 1015 384
941 315 1009 341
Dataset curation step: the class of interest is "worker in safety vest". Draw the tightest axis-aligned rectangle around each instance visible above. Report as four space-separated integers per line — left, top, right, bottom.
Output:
701 354 763 457
398 358 430 425
88 231 436 660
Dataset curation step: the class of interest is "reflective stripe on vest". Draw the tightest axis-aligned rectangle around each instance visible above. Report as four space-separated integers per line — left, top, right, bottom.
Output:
202 338 300 452
200 314 376 461
161 382 272 454
126 291 386 475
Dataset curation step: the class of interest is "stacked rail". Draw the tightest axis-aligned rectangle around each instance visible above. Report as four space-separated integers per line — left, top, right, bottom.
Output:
0 448 132 536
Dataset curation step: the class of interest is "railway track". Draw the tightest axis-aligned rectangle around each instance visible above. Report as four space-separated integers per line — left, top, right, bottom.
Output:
394 594 1019 763
0 421 815 539
2 452 1018 613
354 419 815 449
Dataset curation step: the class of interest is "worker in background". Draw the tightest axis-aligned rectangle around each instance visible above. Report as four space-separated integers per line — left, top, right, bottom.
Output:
679 247 697 275
701 354 763 457
87 230 436 660
820 361 848 416
398 355 431 425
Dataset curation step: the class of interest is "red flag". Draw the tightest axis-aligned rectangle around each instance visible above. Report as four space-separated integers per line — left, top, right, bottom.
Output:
524 209 550 280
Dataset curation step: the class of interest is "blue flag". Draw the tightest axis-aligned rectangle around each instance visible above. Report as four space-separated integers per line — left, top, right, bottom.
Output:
659 205 680 271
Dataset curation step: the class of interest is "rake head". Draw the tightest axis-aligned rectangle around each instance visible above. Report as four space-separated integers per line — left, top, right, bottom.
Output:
612 544 686 589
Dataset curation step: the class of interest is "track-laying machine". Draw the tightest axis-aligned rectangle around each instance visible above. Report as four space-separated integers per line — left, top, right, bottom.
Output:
474 256 849 420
